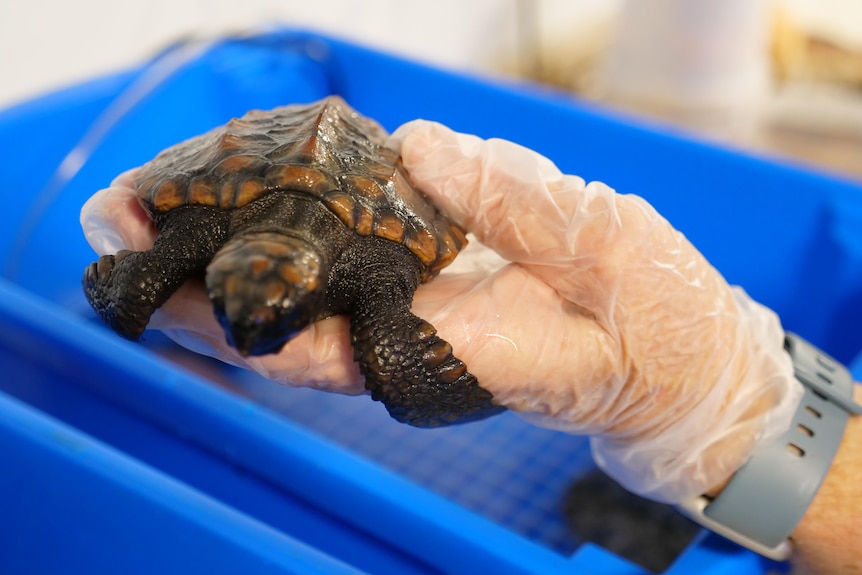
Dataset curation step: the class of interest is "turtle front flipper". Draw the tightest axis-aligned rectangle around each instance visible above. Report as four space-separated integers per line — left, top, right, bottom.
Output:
330 237 504 427
83 205 230 340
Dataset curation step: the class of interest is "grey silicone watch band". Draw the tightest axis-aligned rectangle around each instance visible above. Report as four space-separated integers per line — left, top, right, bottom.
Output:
677 333 861 561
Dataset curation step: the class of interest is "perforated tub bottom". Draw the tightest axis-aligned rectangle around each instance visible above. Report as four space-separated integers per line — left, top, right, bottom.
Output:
234 373 595 556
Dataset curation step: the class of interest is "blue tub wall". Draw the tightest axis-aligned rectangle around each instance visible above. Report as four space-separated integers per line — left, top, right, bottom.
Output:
3 30 862 360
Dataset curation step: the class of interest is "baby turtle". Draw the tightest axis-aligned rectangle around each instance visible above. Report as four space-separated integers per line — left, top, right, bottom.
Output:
83 95 502 427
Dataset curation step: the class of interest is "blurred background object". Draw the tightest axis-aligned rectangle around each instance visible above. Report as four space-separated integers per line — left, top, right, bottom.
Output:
562 470 701 574
0 0 517 108
502 0 862 181
3 0 861 180
595 0 775 139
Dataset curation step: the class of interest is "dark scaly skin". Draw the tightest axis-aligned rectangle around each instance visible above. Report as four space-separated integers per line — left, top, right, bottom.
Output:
84 205 232 340
82 96 503 427
326 236 503 426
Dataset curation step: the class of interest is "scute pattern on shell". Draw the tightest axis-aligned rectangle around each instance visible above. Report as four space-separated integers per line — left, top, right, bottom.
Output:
134 95 466 279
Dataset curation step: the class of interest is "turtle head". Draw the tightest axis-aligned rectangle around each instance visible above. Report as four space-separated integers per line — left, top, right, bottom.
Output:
207 233 326 357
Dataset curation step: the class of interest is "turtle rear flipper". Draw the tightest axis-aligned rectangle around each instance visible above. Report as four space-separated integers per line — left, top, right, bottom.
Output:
352 309 502 427
330 236 503 427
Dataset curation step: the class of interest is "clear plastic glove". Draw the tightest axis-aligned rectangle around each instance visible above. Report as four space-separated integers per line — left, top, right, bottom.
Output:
81 119 802 503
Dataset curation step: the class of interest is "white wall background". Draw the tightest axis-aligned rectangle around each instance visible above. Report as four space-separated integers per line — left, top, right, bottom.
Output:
0 1 614 108
0 0 860 110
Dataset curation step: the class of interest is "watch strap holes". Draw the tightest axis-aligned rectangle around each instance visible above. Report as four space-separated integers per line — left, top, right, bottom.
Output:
796 423 814 437
815 354 837 372
787 443 806 457
804 405 822 419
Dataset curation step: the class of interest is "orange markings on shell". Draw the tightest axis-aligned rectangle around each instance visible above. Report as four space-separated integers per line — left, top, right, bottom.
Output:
431 228 467 273
344 174 386 200
405 225 438 265
216 154 264 173
280 134 322 162
354 204 374 236
373 212 406 243
447 225 468 250
324 193 356 228
131 96 470 278
235 178 267 207
266 165 337 197
188 179 217 207
219 181 236 207
153 180 186 212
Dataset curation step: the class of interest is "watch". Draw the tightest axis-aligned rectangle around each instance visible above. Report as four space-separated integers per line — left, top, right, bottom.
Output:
677 332 862 561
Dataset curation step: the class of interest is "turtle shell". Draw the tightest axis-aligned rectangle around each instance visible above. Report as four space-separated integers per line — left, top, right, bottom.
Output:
133 96 466 279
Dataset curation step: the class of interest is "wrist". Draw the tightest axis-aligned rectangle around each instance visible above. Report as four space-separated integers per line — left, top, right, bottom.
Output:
791 387 862 570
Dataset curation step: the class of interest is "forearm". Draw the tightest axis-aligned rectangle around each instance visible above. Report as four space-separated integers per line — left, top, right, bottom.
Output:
791 386 862 573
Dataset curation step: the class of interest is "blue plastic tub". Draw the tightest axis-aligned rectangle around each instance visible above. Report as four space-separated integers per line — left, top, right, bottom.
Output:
2 28 861 574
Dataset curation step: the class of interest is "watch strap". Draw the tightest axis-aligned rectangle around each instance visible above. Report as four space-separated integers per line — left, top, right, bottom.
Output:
677 333 860 561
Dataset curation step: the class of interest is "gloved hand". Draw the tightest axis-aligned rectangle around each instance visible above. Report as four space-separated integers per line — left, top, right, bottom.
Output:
81 119 802 504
